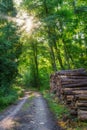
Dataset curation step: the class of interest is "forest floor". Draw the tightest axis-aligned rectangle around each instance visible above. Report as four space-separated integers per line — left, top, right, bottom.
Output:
0 91 62 130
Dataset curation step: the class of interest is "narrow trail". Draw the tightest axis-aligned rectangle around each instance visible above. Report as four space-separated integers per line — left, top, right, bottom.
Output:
0 92 62 130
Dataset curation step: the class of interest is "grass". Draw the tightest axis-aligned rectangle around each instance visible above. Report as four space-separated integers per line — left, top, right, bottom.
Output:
43 90 87 130
44 92 69 118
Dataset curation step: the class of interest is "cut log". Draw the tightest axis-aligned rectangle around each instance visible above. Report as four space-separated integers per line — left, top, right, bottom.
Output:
61 79 87 85
76 102 87 107
66 95 74 101
63 90 87 95
76 95 87 100
78 110 87 120
70 110 77 115
77 100 87 103
63 87 87 92
61 75 87 79
62 82 87 88
56 69 87 76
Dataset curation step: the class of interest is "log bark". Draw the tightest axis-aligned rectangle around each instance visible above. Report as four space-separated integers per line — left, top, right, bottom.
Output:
78 110 87 120
76 102 87 107
63 90 87 95
61 79 87 85
62 82 87 88
61 75 87 79
63 87 87 91
75 95 87 100
56 68 87 76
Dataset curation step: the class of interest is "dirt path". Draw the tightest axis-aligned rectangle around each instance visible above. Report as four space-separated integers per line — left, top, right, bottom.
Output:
0 92 62 130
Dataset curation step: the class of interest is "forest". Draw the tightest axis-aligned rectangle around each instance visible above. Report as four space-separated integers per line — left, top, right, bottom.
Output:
0 0 87 109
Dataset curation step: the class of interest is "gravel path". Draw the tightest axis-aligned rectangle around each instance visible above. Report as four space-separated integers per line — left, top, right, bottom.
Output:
0 92 62 130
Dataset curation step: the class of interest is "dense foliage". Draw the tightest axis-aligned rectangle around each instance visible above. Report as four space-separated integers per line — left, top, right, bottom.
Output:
20 0 87 88
0 0 22 108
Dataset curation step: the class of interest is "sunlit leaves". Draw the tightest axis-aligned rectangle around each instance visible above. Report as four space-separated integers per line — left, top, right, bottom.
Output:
18 0 87 89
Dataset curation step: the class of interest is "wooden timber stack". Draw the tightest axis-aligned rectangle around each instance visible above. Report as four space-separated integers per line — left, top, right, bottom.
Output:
50 68 87 120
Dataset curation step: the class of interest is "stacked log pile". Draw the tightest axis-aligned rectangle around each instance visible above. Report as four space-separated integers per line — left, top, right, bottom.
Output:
50 68 87 120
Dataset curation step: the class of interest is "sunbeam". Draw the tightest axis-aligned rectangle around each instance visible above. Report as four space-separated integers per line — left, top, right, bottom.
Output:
0 12 34 33
0 0 34 33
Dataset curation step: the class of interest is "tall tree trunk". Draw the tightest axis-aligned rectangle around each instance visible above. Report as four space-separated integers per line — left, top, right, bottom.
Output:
43 0 57 71
32 42 39 88
63 39 71 69
49 43 57 71
52 33 64 69
59 21 71 69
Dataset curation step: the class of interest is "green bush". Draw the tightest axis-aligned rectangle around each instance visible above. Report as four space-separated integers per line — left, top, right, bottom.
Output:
0 94 17 107
0 86 21 110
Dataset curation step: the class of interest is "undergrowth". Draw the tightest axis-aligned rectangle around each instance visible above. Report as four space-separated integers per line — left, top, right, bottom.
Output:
0 85 24 111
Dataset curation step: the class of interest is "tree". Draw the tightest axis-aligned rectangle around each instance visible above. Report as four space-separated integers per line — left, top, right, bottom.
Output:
0 0 22 94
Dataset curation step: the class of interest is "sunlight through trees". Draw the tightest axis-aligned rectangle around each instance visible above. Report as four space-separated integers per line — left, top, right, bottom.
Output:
0 0 87 107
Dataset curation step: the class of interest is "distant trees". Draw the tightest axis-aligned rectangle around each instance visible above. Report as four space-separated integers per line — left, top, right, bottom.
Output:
20 0 87 88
